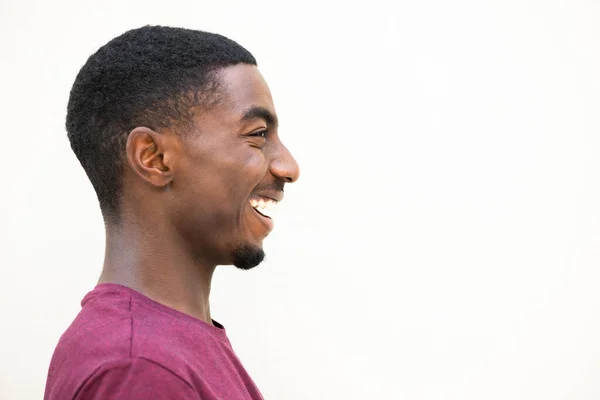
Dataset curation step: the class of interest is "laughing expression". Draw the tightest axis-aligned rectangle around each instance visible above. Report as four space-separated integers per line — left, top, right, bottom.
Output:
167 64 300 269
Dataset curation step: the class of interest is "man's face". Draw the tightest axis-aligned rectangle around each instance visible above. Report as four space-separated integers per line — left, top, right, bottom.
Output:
168 64 299 270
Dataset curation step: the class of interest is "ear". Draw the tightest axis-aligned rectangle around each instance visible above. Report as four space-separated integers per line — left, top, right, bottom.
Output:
125 127 173 188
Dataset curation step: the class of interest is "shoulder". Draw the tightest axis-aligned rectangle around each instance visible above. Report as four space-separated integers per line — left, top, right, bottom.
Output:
74 357 198 399
51 290 133 369
45 290 134 399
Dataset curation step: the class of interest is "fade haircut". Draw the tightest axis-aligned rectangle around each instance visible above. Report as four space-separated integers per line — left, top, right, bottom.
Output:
66 26 257 222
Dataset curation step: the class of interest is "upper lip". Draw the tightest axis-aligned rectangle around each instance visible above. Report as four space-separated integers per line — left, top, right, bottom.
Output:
252 191 284 203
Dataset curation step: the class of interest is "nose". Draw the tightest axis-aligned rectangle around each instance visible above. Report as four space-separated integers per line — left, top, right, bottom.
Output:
270 143 300 183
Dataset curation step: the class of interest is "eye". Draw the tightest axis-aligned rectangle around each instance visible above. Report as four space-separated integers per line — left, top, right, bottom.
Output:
249 129 268 139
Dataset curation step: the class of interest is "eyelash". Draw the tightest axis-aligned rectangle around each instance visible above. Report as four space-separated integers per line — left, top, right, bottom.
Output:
250 130 268 139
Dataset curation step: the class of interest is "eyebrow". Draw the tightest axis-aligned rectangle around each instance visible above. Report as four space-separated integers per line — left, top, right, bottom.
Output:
240 106 278 127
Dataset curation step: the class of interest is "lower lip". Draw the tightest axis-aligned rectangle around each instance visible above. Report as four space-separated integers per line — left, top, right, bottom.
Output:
251 206 274 232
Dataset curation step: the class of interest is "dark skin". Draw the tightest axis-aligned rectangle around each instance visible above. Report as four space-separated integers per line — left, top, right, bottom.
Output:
98 64 300 325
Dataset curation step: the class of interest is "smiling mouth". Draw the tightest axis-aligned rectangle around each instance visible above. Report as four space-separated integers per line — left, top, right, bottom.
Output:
249 196 278 219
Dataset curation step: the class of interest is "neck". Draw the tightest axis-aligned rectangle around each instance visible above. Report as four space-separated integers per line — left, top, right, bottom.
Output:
98 216 217 326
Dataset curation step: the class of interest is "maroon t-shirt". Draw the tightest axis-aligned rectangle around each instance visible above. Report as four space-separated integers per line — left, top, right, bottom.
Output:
44 284 264 399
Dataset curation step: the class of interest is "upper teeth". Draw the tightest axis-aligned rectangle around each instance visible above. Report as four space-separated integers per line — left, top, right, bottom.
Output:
250 197 278 218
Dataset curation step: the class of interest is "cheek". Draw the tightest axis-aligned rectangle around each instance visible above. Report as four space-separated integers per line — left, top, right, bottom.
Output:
222 153 268 220
178 137 268 206
192 149 267 209
239 150 268 183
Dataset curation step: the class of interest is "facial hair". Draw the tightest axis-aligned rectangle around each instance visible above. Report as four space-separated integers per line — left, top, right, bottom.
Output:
231 243 265 270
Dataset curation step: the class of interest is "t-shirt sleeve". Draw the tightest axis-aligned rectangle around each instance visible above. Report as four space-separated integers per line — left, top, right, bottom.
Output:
74 358 198 400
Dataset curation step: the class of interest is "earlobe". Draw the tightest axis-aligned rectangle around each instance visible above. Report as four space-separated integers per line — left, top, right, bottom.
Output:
126 127 173 187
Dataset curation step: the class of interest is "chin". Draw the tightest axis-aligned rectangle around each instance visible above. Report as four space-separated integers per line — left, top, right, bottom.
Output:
231 242 265 270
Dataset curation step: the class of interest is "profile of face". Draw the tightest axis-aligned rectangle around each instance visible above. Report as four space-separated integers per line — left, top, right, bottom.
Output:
157 64 299 270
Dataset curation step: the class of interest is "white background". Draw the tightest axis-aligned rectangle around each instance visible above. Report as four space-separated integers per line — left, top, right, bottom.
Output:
1 0 599 399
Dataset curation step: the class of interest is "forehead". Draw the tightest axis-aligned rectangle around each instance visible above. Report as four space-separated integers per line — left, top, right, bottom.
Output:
214 64 275 117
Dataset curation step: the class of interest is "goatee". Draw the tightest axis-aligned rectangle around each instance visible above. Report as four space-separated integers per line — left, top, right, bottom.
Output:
232 243 265 270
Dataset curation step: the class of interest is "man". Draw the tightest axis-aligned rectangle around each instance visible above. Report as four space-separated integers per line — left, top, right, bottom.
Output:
44 25 299 399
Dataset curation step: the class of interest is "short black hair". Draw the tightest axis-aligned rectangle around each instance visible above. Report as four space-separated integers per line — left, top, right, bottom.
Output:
66 25 257 222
